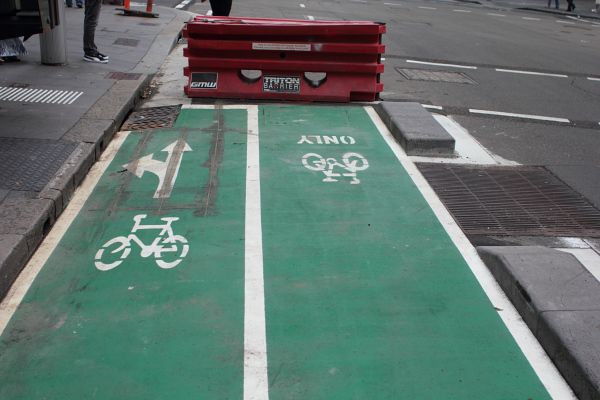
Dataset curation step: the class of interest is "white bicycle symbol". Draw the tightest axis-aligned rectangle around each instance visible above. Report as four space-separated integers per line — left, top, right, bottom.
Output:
302 152 369 184
94 214 189 271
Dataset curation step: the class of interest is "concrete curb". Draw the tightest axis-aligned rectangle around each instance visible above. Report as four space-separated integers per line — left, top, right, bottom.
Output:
374 102 455 155
0 7 191 302
477 246 600 400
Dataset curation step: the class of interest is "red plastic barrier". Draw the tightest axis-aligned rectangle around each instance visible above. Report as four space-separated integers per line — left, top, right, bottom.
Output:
183 16 385 102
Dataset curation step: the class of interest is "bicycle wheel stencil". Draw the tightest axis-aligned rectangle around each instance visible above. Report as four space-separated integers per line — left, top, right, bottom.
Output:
302 152 369 184
94 214 190 271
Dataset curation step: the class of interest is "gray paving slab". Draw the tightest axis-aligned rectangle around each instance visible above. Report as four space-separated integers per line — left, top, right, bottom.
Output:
0 234 29 301
477 246 600 400
374 102 455 155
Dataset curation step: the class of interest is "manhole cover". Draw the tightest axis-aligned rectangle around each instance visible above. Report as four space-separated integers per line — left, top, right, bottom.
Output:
113 38 140 47
121 105 181 131
417 164 600 237
106 72 142 80
0 138 77 192
396 68 476 84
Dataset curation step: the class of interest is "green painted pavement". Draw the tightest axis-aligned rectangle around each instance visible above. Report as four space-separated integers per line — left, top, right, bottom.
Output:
258 105 551 399
0 109 248 399
0 105 552 399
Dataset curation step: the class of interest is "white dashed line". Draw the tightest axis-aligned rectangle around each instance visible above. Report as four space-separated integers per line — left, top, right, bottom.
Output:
487 13 506 16
419 6 437 9
522 17 540 21
299 3 306 8
453 9 471 12
421 104 443 110
406 59 477 70
588 77 600 81
496 69 568 78
557 20 576 24
469 109 570 123
384 2 403 6
175 0 191 9
307 15 315 20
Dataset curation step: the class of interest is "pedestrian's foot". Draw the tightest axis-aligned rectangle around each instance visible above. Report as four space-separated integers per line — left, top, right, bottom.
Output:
4 56 20 62
66 3 73 7
83 51 109 64
76 2 83 7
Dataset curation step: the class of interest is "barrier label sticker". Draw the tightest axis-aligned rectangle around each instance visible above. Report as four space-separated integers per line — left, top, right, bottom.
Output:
190 72 218 89
252 42 311 52
263 76 301 93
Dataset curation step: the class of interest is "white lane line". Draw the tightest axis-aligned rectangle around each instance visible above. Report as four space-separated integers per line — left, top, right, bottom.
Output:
496 68 568 78
175 0 191 9
469 109 570 123
453 9 471 12
206 9 212 15
522 16 540 20
557 19 576 24
406 59 477 70
366 106 577 400
384 2 403 6
419 6 437 9
299 3 306 7
487 13 506 16
0 131 131 336
243 105 269 400
588 77 600 81
421 104 443 110
307 15 315 20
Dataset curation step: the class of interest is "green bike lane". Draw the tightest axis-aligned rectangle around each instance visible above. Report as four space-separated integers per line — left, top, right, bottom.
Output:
0 105 566 398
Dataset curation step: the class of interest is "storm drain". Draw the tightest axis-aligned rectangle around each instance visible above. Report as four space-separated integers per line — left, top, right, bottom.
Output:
121 105 181 131
417 164 600 237
396 68 476 84
0 138 77 192
106 72 143 80
113 38 140 47
0 86 83 104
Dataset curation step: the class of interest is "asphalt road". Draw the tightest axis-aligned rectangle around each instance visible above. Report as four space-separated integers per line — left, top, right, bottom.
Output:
163 0 600 208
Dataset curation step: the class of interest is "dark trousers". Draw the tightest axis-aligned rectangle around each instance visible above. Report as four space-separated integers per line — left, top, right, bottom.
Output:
209 0 232 16
566 0 575 10
84 0 102 54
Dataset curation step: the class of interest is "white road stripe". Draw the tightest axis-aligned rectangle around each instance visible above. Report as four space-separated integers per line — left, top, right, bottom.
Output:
421 104 443 110
307 15 315 20
20 89 43 102
557 20 575 24
243 105 269 400
67 92 84 104
366 106 577 400
487 13 506 16
0 131 131 336
453 9 471 12
588 77 600 81
495 68 568 78
406 59 477 69
299 3 306 7
419 6 437 9
522 17 540 21
384 2 402 6
469 108 570 123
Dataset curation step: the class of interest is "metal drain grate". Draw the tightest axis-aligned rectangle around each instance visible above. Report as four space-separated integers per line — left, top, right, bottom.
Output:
113 38 140 47
121 105 181 131
396 68 476 84
0 138 77 191
106 72 142 80
417 164 600 237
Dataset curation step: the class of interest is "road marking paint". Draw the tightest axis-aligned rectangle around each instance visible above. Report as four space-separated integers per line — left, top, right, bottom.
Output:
419 6 437 9
421 104 443 110
495 68 568 78
557 19 576 24
406 59 477 69
175 0 191 9
556 248 600 282
307 15 315 20
384 2 403 6
522 16 540 20
243 105 269 400
487 12 506 16
365 106 577 400
453 9 471 12
469 108 570 123
588 77 600 81
299 3 306 7
0 131 131 336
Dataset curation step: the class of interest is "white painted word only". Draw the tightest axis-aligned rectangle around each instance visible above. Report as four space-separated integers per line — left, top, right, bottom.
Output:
297 135 356 145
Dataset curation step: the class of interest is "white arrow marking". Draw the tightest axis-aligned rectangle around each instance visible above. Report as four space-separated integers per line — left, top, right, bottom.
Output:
124 139 192 199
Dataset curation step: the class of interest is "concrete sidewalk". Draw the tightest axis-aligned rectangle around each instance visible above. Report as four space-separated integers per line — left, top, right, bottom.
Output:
0 3 191 300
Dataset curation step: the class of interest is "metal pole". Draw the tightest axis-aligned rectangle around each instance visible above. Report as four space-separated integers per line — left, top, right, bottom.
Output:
40 0 68 65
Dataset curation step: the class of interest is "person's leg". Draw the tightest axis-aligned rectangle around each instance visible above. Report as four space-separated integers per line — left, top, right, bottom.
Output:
83 0 102 55
209 0 232 16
